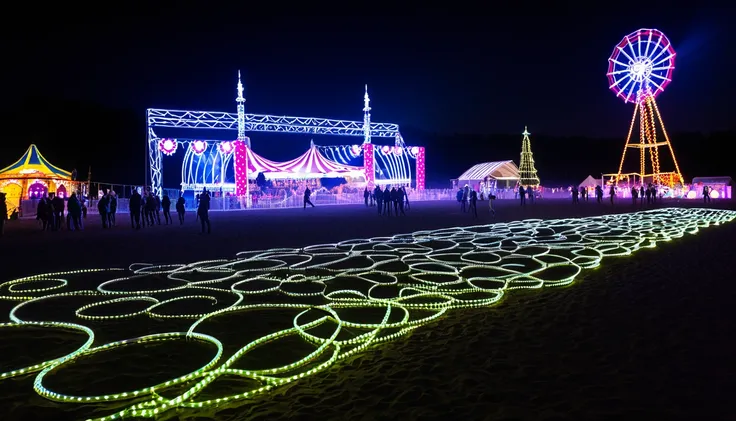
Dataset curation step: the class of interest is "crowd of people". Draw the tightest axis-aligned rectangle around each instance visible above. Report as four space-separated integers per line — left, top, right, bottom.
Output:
364 185 410 216
34 191 89 231
455 184 496 218
4 187 214 235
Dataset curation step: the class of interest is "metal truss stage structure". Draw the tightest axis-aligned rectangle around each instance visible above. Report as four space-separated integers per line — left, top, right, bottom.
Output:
146 73 426 201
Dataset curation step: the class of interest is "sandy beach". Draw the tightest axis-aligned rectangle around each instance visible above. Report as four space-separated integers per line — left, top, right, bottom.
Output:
1 199 735 421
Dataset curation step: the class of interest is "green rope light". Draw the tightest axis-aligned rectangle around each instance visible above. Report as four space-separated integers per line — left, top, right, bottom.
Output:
0 208 733 420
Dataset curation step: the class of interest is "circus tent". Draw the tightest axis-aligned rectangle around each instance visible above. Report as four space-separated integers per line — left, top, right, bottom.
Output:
0 145 76 216
246 141 365 180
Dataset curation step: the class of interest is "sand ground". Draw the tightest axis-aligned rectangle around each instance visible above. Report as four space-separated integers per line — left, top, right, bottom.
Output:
1 198 734 420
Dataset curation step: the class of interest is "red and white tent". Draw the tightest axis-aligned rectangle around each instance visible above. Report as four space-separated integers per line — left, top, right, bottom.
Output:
246 142 365 180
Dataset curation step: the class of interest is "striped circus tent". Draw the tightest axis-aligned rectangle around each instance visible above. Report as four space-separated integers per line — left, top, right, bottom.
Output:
246 142 365 180
0 144 76 217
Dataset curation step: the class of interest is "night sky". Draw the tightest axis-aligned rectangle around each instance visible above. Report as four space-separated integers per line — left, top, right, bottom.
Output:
2 11 735 186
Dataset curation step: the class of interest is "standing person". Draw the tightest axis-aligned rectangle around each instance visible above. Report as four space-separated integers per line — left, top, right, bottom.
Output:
108 191 118 227
145 192 157 226
469 189 478 218
363 188 370 207
97 191 110 228
519 186 526 206
197 188 211 234
154 194 162 225
176 195 186 224
374 185 383 214
36 195 49 230
609 185 615 204
129 189 142 229
391 187 400 215
67 193 82 231
572 186 579 204
303 187 315 208
462 184 469 212
161 194 172 224
51 193 64 231
397 187 406 215
0 193 7 238
402 186 410 210
703 185 710 203
382 186 392 216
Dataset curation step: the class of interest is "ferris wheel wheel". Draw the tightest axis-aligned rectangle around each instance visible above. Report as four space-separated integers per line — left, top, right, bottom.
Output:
607 28 676 104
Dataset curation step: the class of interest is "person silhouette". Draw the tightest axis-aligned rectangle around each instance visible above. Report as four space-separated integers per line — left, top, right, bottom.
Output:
197 188 211 234
162 194 172 224
0 192 7 238
176 195 186 224
303 187 315 208
129 189 142 229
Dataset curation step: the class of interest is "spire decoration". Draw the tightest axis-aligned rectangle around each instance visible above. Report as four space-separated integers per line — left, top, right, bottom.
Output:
518 126 540 188
362 84 371 144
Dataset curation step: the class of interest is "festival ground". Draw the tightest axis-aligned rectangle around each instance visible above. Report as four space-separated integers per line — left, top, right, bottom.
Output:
1 199 735 420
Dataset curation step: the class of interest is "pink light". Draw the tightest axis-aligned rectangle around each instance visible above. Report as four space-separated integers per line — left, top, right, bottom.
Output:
234 139 249 196
158 138 178 156
191 140 207 155
381 145 390 154
363 143 375 189
219 141 235 155
416 147 426 190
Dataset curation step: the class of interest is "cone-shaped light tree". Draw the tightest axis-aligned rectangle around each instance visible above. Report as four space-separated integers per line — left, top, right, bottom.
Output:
519 126 540 188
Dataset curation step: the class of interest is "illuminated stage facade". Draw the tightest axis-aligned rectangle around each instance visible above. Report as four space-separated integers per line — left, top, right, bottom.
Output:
146 74 426 202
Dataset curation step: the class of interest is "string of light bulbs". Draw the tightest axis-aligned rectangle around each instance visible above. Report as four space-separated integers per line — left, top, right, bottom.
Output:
1 208 734 421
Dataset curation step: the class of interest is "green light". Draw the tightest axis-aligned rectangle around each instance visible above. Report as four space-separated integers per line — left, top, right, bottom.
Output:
0 208 733 420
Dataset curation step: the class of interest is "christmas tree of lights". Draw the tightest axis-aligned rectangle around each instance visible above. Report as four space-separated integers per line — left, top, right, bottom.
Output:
518 126 540 188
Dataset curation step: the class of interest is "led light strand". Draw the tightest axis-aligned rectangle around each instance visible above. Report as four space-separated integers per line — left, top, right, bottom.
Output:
0 208 733 421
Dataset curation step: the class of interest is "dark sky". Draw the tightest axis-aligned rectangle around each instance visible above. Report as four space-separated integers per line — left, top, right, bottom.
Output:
2 11 735 185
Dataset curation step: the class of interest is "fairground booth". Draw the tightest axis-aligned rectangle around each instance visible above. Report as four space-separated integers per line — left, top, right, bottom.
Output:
0 145 78 217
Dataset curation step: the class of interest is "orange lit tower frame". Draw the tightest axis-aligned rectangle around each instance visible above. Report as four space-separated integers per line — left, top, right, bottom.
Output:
606 28 684 187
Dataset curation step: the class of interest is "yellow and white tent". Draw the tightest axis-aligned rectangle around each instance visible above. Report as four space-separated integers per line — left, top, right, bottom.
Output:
0 145 74 217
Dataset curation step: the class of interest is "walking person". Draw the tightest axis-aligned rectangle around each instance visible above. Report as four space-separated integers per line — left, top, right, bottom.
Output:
176 195 186 224
488 191 496 216
303 187 315 208
363 188 370 207
162 194 172 224
402 186 410 211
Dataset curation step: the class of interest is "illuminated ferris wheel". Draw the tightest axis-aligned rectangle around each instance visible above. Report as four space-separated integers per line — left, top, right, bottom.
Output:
606 28 684 187
607 29 675 103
